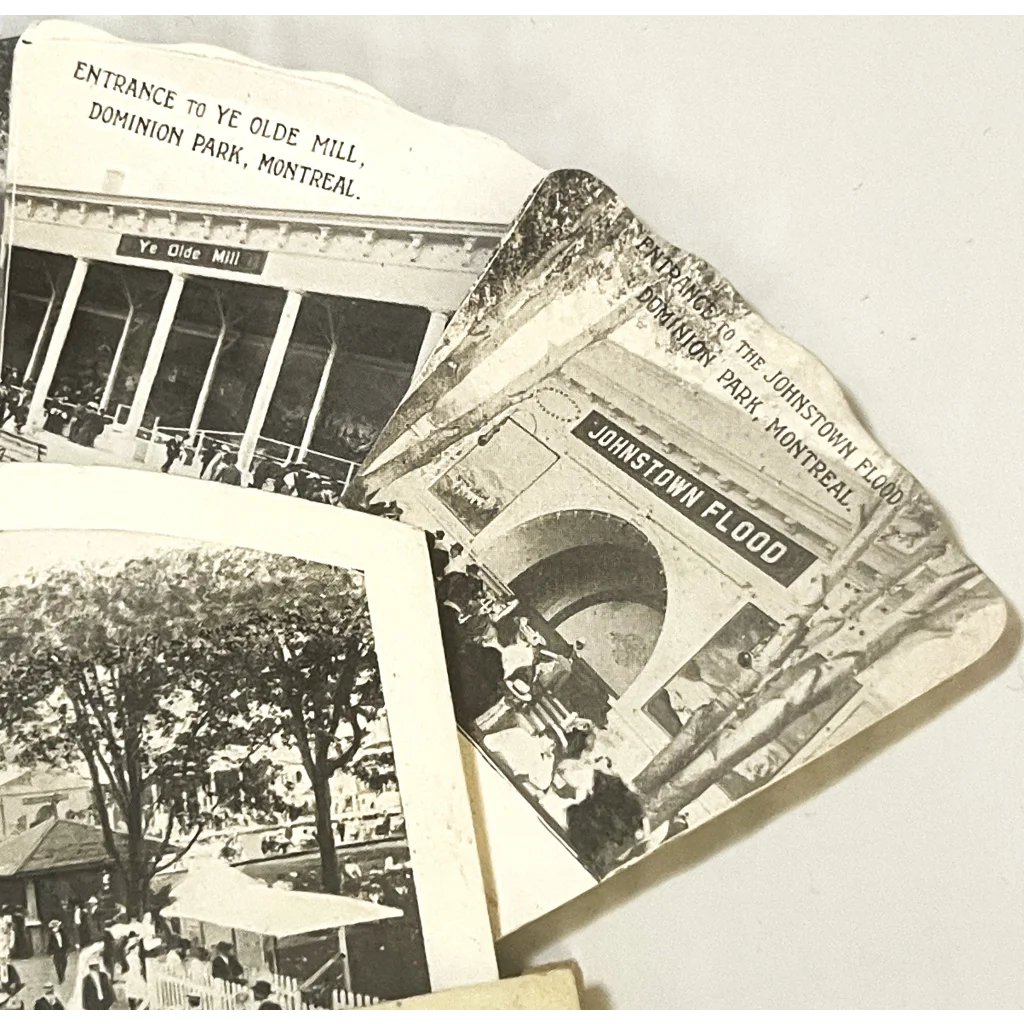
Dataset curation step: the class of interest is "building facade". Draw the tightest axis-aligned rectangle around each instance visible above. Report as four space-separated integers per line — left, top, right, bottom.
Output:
1 185 504 477
375 329 923 853
0 769 94 840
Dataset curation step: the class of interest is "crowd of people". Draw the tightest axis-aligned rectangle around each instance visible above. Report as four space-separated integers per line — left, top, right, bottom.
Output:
0 878 159 1011
0 365 112 449
0 367 29 435
70 929 289 1010
0 363 378 511
0 886 293 1010
159 431 356 508
159 937 287 1009
421 529 648 877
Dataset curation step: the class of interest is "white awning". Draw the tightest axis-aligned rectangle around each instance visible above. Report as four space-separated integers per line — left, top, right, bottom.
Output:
167 859 402 939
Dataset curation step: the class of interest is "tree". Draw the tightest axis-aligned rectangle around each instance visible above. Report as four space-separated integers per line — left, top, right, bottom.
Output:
185 281 252 440
0 546 272 916
635 481 1003 828
179 549 384 896
97 268 166 411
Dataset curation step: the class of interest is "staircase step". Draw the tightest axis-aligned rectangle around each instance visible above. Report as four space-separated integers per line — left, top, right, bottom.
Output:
0 430 48 463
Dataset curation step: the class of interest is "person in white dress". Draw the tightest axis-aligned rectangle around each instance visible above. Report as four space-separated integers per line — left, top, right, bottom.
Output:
121 934 149 1009
483 726 557 794
0 915 13 962
537 721 608 828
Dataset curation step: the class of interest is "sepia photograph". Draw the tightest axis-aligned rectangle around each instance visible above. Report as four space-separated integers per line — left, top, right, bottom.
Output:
359 170 1007 933
0 464 496 1009
0 21 541 503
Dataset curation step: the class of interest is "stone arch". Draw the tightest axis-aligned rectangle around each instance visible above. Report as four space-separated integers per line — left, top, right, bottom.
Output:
478 510 668 711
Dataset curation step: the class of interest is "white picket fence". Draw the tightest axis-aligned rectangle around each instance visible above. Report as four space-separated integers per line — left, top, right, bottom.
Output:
147 957 380 1010
332 988 382 1010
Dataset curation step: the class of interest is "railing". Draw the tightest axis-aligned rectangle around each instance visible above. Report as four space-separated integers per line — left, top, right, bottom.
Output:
146 957 380 1011
153 424 361 493
11 390 363 494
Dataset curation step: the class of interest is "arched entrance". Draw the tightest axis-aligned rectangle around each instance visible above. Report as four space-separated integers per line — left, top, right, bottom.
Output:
479 510 668 719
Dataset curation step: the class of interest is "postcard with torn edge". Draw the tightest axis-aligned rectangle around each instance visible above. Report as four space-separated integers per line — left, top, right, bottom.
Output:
361 169 1007 937
0 19 542 494
0 463 496 1008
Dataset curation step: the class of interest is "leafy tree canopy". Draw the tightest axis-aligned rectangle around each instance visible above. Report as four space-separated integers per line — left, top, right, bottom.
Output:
0 542 387 906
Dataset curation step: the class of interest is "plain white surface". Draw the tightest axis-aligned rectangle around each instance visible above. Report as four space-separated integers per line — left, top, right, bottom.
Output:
3 15 1020 1010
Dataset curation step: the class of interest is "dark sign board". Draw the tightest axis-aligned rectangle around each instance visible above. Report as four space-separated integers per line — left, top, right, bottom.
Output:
116 235 268 275
572 409 816 587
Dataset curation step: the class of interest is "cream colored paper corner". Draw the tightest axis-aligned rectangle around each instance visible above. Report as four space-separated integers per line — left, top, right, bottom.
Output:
368 966 582 1010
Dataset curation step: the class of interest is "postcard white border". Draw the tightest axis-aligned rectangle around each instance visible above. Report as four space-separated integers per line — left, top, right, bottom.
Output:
0 462 497 992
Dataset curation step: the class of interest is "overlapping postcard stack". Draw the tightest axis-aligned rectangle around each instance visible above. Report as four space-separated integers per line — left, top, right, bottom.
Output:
0 21 1006 1011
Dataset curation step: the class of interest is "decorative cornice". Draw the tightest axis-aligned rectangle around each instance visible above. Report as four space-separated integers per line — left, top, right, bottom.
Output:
8 185 502 276
6 184 509 241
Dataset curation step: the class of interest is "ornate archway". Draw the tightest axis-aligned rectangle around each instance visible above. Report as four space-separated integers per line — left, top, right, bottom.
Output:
479 510 668 710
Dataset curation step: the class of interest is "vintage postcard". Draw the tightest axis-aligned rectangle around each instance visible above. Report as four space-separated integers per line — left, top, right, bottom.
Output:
360 169 1008 936
0 19 542 497
0 463 496 1009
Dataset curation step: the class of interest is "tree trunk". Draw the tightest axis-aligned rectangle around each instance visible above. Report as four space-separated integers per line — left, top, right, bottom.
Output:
636 479 925 797
646 653 853 826
124 786 149 919
634 700 729 796
364 295 640 490
369 200 627 459
643 564 996 827
310 765 341 895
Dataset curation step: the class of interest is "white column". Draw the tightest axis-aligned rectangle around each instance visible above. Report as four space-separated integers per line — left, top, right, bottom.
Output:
338 927 352 993
24 289 57 383
188 321 227 441
26 879 39 922
411 309 450 382
236 290 302 472
25 257 89 434
99 303 134 411
297 339 337 461
122 272 185 442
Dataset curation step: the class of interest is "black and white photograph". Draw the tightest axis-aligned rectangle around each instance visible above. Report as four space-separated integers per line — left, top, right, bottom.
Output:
0 464 496 1009
0 16 1019 1010
360 169 1007 935
0 21 541 495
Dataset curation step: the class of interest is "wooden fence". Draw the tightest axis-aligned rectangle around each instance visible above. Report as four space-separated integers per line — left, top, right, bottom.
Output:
146 957 380 1010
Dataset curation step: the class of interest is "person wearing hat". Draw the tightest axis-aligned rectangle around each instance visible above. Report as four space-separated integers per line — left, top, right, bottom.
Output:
33 982 63 1010
210 941 244 984
80 959 113 1011
46 919 70 984
427 531 451 579
251 980 282 1010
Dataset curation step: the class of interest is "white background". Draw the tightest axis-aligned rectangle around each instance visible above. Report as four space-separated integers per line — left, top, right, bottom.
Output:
2 15 1020 1010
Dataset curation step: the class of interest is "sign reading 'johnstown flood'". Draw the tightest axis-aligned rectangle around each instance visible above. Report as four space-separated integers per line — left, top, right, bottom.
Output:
116 234 269 275
362 169 1007 940
572 410 815 586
